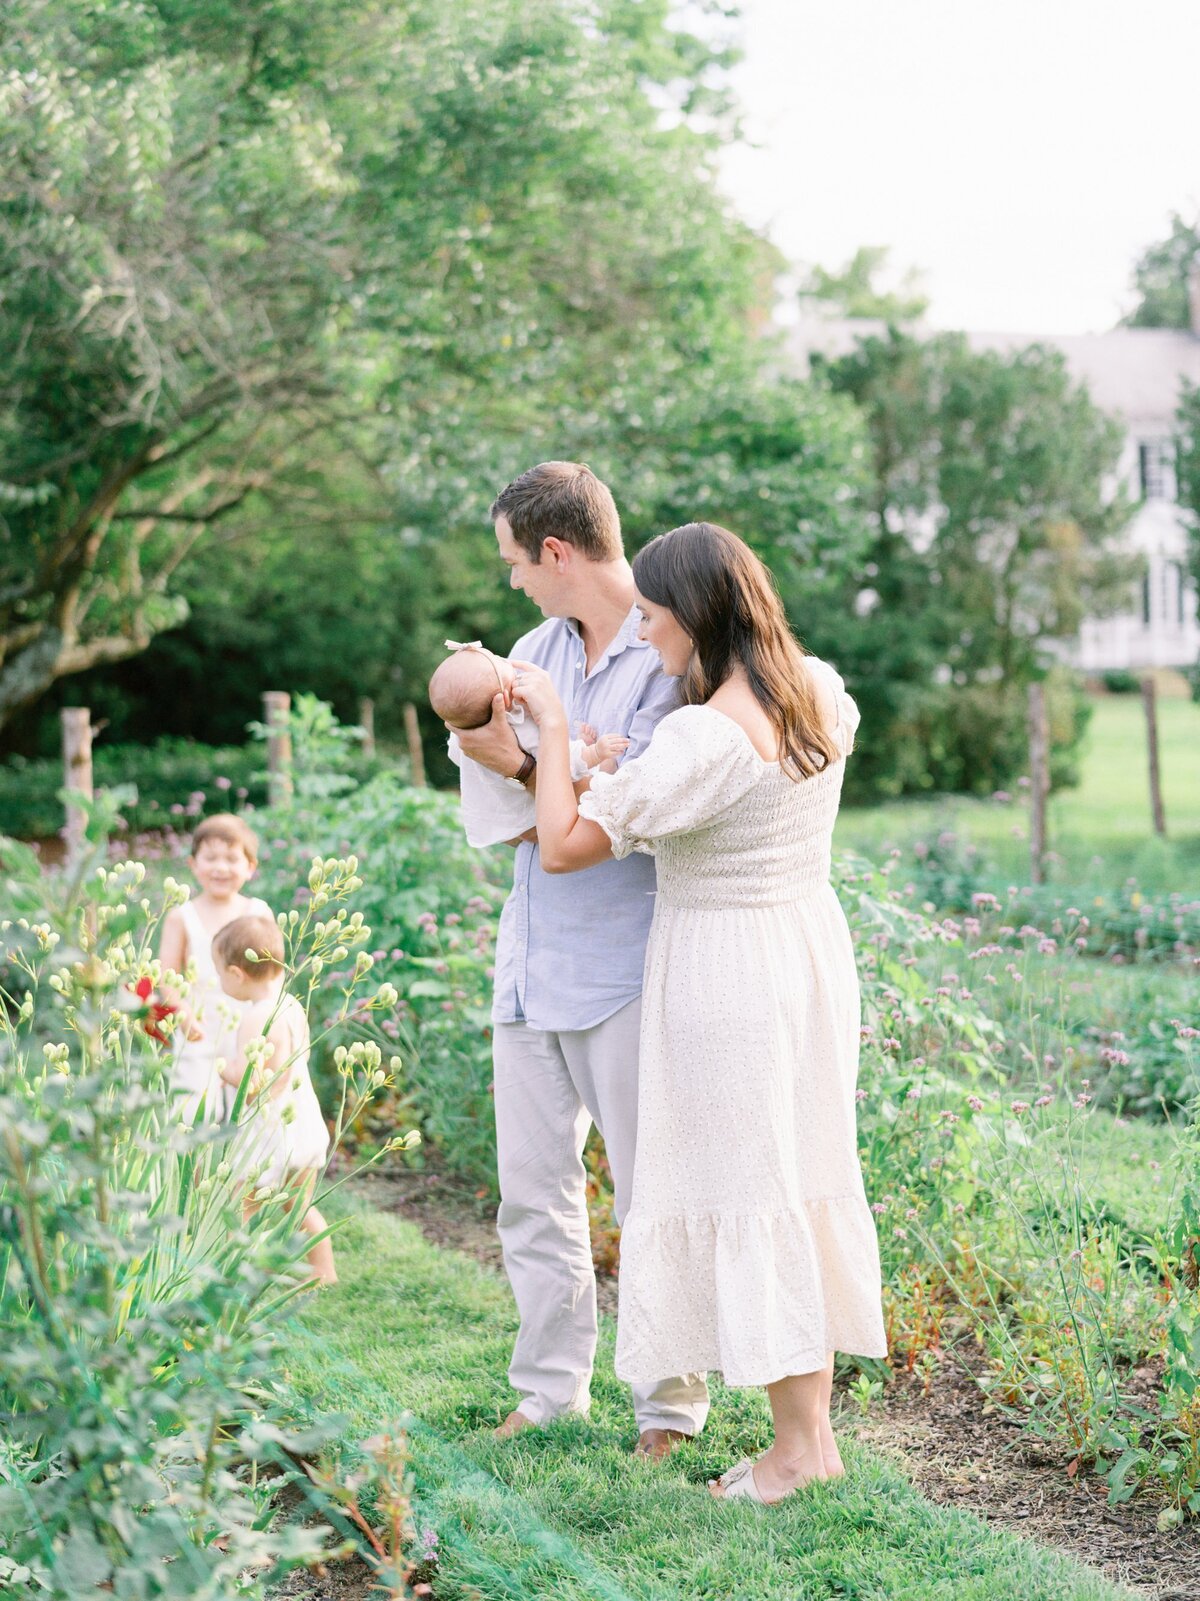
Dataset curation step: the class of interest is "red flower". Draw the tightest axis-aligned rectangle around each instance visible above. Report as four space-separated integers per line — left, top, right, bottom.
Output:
129 978 177 1045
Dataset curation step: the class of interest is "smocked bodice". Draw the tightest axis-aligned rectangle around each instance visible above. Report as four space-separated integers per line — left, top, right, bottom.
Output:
578 659 858 911
651 754 846 910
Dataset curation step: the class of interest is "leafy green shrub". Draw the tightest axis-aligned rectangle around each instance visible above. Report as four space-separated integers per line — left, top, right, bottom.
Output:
0 806 409 1597
838 857 1200 1508
0 739 265 840
0 725 396 842
1100 670 1141 695
242 700 506 1187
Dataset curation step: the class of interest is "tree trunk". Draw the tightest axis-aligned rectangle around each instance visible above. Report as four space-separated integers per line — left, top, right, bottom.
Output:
263 691 293 806
1142 676 1167 837
358 697 376 760
0 627 151 734
61 707 93 861
403 702 426 788
1026 682 1049 885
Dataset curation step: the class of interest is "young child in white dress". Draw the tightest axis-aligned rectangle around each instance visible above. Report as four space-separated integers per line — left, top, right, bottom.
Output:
429 640 627 848
213 913 335 1287
158 814 274 1122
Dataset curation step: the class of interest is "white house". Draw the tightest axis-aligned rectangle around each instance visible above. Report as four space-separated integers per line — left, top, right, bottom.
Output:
787 310 1200 674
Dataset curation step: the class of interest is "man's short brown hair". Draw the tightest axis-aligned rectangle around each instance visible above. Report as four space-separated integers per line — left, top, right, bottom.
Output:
191 812 258 865
212 913 285 977
490 461 622 562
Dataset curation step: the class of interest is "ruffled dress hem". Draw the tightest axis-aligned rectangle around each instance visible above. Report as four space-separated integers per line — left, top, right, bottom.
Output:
614 1194 888 1388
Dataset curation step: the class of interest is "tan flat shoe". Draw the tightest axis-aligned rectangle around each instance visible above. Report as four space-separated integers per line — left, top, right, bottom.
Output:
708 1458 773 1503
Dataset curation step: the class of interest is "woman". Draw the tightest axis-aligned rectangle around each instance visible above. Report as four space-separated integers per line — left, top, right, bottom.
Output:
513 522 886 1504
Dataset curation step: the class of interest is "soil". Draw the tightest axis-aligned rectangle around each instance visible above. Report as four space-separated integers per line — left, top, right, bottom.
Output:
342 1166 1200 1601
843 1360 1199 1600
272 1553 381 1601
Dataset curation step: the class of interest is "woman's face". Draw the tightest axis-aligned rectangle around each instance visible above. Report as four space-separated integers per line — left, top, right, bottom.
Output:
635 590 692 677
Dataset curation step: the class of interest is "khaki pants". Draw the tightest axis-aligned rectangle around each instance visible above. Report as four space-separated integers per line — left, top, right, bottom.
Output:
493 998 710 1433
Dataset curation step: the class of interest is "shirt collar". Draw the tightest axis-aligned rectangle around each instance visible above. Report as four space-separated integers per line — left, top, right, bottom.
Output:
565 604 651 668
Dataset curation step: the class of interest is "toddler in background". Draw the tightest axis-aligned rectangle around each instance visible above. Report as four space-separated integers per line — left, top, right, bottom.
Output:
159 814 274 1122
214 914 335 1287
430 640 628 848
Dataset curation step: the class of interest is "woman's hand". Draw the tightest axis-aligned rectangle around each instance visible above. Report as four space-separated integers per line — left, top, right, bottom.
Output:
510 660 566 729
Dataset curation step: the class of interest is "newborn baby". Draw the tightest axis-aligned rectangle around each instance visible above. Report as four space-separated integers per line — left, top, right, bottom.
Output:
430 641 628 848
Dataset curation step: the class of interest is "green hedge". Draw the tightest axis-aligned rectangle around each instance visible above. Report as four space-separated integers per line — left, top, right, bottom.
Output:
0 739 269 839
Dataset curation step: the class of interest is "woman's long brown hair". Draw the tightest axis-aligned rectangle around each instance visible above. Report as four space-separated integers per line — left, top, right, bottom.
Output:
632 522 839 779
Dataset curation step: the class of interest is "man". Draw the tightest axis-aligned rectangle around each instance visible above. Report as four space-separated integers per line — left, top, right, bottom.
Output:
455 461 709 1458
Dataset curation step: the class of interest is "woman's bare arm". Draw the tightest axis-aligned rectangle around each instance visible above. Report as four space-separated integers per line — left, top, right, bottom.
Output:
531 720 614 874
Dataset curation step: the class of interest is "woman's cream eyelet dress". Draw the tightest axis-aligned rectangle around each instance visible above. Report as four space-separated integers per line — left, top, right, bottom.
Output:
579 660 887 1387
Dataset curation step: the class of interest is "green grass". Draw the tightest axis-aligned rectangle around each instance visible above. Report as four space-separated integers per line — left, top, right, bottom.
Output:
1031 1108 1184 1237
282 1201 1136 1601
835 694 1200 892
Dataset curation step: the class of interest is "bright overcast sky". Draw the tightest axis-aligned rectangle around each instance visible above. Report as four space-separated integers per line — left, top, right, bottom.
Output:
715 0 1200 334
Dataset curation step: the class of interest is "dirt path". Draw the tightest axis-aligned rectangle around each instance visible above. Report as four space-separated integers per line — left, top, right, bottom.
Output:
354 1165 1200 1601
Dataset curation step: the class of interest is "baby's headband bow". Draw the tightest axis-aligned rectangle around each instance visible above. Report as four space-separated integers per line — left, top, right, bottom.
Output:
443 638 508 698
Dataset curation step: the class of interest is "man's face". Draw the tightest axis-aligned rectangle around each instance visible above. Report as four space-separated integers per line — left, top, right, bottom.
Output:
494 515 567 617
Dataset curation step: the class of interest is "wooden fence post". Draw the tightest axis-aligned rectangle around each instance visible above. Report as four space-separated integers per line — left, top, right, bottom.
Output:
262 691 293 805
403 701 426 788
61 707 94 860
1141 675 1167 837
1026 682 1049 885
358 696 376 760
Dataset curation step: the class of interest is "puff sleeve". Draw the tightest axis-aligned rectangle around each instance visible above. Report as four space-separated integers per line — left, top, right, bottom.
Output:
578 705 763 860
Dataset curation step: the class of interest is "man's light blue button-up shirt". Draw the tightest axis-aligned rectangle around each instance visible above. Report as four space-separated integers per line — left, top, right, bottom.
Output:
491 606 680 1033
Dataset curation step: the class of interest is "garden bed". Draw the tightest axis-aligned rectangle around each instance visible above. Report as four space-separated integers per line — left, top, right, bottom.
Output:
344 1167 1198 1601
283 1199 1137 1601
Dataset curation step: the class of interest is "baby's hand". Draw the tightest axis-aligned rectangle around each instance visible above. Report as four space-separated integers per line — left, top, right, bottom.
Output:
590 732 630 764
579 722 598 744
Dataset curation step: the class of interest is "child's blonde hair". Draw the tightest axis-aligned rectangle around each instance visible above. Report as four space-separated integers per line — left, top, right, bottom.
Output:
212 914 285 978
191 812 259 865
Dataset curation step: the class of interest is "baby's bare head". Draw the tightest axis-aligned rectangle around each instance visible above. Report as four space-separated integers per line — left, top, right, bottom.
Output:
429 649 513 730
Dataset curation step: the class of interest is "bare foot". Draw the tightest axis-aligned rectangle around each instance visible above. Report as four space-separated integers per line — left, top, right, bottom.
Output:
819 1418 845 1480
633 1428 690 1461
493 1409 537 1440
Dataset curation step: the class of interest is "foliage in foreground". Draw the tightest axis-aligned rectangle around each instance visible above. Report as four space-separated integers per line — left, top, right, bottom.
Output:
0 803 414 1596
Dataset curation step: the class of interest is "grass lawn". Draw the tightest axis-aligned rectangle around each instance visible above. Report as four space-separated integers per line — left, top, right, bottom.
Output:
835 694 1200 893
283 1201 1136 1601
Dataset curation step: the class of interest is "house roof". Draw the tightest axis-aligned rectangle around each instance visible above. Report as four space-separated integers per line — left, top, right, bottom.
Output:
786 314 1200 433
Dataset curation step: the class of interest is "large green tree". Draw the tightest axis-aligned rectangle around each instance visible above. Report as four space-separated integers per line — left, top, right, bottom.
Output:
2 0 870 749
817 331 1133 796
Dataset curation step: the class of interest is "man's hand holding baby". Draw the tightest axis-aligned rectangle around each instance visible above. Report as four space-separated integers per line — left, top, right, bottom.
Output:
453 691 529 779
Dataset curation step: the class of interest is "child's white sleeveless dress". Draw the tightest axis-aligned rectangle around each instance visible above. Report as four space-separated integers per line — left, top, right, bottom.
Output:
579 660 887 1386
171 896 272 1122
234 994 330 1191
